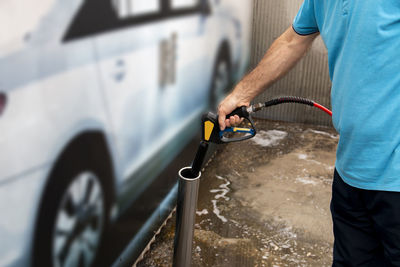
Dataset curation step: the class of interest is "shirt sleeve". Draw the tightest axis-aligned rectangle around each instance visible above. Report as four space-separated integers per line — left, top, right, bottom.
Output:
292 0 319 35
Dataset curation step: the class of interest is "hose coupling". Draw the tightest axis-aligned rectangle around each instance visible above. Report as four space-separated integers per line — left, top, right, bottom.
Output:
248 103 264 113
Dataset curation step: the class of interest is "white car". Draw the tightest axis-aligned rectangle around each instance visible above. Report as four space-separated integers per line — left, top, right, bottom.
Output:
0 0 252 266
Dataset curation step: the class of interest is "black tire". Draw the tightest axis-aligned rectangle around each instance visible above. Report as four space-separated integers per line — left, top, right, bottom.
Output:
33 142 112 267
209 50 231 110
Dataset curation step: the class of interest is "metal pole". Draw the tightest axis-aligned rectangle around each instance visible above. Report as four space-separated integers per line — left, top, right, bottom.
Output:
173 166 201 267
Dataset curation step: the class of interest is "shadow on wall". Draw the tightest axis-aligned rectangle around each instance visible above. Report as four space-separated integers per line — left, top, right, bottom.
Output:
251 0 332 126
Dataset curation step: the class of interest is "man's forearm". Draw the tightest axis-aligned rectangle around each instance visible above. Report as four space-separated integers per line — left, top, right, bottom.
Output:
231 27 319 105
217 27 318 130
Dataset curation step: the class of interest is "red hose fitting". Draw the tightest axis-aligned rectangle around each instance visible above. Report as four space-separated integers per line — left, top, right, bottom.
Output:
313 103 332 117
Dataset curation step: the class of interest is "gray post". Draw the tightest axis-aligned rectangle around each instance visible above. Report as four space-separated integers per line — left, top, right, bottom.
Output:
173 166 201 267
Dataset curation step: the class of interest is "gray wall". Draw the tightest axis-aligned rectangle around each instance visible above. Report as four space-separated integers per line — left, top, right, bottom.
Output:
250 0 332 126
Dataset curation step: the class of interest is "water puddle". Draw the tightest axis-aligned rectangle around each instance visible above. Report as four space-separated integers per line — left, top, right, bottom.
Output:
210 175 231 223
251 130 287 147
196 209 209 216
307 129 339 139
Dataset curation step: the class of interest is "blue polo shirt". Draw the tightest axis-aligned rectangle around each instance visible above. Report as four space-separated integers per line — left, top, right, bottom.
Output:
293 1 400 191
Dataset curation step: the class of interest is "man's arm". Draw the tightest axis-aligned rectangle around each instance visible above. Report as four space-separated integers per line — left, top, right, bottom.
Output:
218 26 319 130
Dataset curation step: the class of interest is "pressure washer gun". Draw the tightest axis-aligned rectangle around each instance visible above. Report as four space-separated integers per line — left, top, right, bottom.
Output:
203 96 331 145
191 96 332 176
173 96 332 267
202 105 256 144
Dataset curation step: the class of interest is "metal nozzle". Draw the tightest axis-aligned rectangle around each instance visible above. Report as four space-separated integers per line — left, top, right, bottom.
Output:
247 103 264 113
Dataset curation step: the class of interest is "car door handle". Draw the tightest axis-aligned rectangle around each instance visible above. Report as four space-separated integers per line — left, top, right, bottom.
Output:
0 92 7 116
113 59 126 82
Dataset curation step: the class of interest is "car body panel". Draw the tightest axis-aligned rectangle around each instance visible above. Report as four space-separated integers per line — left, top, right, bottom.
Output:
0 166 49 267
0 0 253 265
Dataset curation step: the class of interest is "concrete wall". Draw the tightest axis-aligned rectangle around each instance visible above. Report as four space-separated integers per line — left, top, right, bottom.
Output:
250 0 332 126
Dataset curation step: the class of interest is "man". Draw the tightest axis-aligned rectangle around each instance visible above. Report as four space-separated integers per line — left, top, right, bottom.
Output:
218 1 400 266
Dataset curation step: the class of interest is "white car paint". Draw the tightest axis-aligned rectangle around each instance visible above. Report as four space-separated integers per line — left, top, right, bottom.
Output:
0 0 253 265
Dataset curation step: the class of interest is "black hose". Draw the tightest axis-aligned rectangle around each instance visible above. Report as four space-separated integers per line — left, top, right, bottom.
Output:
264 96 315 108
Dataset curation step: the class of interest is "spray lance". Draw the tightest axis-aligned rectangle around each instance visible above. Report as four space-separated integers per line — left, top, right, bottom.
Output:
173 96 332 267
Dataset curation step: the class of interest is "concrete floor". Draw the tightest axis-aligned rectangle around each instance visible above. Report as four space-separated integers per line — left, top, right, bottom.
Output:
137 119 338 267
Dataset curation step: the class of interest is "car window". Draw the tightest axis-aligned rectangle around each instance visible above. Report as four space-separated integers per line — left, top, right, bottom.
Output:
170 0 199 10
168 0 209 16
64 0 165 41
63 0 208 42
112 0 161 19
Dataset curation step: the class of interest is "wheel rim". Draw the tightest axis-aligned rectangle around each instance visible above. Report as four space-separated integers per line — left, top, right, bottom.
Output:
212 61 230 107
52 171 105 267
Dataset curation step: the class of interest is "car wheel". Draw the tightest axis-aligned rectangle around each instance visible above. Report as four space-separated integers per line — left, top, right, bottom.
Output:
209 52 231 110
34 155 109 267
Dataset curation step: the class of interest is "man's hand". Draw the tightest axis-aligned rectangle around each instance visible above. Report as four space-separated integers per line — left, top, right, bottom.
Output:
218 92 248 130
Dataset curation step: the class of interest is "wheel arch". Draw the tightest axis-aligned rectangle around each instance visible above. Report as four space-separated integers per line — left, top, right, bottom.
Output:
32 130 117 265
213 39 233 88
216 40 232 69
50 131 115 198
208 39 233 108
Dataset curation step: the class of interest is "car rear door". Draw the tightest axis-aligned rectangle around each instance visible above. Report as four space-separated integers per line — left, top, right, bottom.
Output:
80 0 171 185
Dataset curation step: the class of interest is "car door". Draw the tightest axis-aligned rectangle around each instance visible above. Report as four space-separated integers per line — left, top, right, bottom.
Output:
161 0 212 124
87 0 171 185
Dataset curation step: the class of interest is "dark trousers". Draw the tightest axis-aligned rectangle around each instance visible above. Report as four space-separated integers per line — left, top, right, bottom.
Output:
331 169 400 266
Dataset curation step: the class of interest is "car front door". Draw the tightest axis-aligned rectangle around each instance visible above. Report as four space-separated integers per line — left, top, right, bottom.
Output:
161 0 212 123
66 0 172 186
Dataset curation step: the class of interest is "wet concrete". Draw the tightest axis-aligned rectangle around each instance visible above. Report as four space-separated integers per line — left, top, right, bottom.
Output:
137 119 338 267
